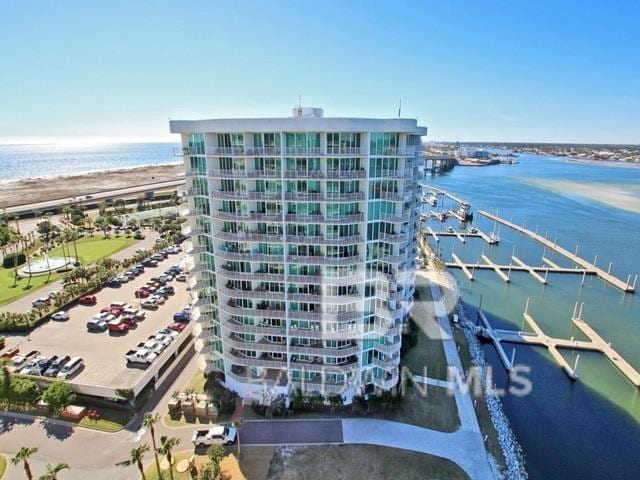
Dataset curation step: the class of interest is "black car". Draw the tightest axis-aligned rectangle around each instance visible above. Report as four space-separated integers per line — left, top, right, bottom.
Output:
105 278 121 288
44 355 70 377
142 259 158 267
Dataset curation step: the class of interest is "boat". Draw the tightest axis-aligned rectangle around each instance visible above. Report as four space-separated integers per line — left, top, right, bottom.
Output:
469 227 478 234
446 226 455 233
437 212 449 222
455 202 473 221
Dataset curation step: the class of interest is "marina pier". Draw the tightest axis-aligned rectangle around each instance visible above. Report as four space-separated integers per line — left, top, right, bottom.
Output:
478 300 640 388
478 210 637 293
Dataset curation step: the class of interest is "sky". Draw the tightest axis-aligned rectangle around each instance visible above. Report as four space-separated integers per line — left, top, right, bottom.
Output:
0 0 638 144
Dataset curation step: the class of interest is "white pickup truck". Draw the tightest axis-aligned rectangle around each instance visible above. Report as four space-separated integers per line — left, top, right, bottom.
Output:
192 425 237 447
125 348 158 366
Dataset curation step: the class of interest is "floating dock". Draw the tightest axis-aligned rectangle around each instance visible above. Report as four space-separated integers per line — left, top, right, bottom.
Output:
512 255 548 284
478 210 637 293
451 253 474 281
484 300 640 388
481 254 510 282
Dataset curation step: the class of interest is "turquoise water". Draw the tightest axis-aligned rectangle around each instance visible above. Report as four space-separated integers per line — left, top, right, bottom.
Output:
0 142 180 181
423 155 640 480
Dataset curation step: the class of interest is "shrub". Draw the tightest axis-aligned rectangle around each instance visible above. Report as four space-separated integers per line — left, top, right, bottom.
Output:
3 252 26 269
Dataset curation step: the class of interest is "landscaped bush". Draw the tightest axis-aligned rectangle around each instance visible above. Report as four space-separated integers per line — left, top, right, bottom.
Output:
2 252 26 269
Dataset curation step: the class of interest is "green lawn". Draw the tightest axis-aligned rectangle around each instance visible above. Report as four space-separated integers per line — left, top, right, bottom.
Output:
0 236 138 307
79 416 125 432
48 235 138 263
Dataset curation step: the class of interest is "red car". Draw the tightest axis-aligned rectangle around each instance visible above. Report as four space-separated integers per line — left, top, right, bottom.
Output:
135 288 150 298
121 316 137 327
79 295 97 306
107 319 129 333
101 307 122 317
168 322 187 332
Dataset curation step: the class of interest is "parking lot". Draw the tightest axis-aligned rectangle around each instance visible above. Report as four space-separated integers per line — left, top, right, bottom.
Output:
4 249 194 391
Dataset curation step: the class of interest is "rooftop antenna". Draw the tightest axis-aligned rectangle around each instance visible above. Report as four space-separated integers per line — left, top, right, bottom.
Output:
398 99 402 117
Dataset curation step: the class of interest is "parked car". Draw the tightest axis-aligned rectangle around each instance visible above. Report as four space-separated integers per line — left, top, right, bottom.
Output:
23 355 58 376
158 327 179 338
176 274 187 282
133 231 145 240
141 299 159 310
10 350 40 371
32 297 51 308
168 322 187 333
125 348 157 366
139 340 164 354
108 319 129 333
79 295 97 306
122 308 146 321
51 311 70 321
44 355 71 377
192 426 237 447
173 310 190 323
152 333 173 349
135 288 150 298
142 259 158 267
111 301 132 310
57 357 84 379
150 294 166 305
105 278 121 288
116 275 130 284
47 290 59 299
101 306 122 317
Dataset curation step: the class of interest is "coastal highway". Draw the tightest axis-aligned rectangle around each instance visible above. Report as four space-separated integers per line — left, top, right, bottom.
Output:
4 178 186 216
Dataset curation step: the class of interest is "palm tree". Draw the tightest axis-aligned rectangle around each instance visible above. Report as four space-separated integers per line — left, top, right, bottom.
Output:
63 228 79 265
119 444 150 480
157 436 180 480
38 462 69 480
11 446 38 480
143 412 162 477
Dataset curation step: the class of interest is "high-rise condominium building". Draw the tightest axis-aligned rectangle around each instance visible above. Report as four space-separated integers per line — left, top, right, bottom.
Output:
170 107 427 403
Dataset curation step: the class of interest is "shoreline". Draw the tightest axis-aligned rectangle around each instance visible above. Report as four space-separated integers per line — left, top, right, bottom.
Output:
0 160 182 185
0 163 184 209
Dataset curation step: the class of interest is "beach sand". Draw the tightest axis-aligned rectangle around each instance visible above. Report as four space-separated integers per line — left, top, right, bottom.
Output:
527 179 640 214
0 164 184 208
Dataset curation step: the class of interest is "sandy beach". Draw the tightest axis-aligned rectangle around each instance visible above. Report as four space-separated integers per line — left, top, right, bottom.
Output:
527 178 640 214
0 163 184 208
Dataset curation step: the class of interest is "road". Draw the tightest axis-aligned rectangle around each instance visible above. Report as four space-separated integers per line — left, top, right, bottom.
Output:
5 179 185 216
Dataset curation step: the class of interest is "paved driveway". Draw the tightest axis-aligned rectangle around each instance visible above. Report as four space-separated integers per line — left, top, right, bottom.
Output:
241 419 343 445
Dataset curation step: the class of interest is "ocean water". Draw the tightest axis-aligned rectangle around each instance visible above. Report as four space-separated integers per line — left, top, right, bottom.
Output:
423 155 640 480
0 142 180 182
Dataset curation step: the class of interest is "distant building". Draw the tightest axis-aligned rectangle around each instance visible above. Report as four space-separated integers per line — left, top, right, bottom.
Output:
170 107 427 403
458 147 490 159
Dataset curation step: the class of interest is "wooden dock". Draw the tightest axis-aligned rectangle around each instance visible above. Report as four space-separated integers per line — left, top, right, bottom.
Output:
478 210 637 293
481 254 510 282
542 256 561 269
424 228 498 245
512 255 548 284
484 300 640 388
476 309 512 370
451 253 474 280
426 186 465 205
445 261 591 276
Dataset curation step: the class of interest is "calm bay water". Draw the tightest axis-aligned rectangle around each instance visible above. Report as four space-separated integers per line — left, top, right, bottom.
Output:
423 155 640 480
0 142 180 182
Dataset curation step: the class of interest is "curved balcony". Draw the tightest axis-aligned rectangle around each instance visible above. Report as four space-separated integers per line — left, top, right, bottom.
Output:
379 212 413 223
215 211 283 222
290 359 360 374
222 319 287 337
284 147 323 156
218 286 286 301
186 245 209 255
373 340 401 355
372 370 399 389
370 147 417 157
285 234 363 246
375 305 403 322
377 232 407 244
286 254 363 266
286 291 359 304
284 192 365 202
288 310 362 323
226 369 288 387
284 213 364 224
215 250 284 263
217 267 284 283
376 253 407 264
226 350 287 369
286 273 364 286
289 343 360 357
213 231 284 243
208 147 282 157
372 353 400 370
221 303 287 320
225 335 288 354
